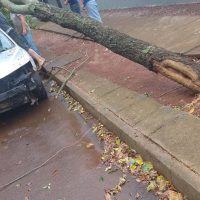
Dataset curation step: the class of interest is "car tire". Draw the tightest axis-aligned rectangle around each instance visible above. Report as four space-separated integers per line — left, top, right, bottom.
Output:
32 72 48 101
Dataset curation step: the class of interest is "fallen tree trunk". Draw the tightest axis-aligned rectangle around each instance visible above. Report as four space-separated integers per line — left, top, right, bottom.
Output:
1 0 200 92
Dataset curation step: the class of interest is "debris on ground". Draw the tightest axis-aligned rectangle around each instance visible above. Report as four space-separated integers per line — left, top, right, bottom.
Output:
49 81 185 200
183 94 200 116
92 122 183 200
86 143 95 149
42 183 51 190
106 174 127 196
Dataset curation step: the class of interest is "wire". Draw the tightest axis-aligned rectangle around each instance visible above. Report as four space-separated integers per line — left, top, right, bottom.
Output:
0 127 92 192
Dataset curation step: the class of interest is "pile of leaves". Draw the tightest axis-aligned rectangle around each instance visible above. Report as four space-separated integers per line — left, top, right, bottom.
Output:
92 124 184 200
49 81 86 115
49 81 184 200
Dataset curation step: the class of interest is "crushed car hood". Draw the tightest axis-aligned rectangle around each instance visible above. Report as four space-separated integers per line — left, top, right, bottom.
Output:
0 46 31 79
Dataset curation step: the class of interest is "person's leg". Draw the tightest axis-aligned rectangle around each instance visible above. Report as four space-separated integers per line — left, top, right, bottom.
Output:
70 2 81 14
85 0 102 22
23 31 41 55
28 49 45 69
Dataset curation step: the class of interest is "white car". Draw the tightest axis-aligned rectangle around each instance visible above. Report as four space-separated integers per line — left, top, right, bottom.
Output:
0 28 47 114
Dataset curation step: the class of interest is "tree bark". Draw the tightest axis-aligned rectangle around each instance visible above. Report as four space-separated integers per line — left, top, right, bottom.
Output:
1 0 200 92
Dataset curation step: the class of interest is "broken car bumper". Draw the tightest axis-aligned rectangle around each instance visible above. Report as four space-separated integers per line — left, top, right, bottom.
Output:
0 75 36 114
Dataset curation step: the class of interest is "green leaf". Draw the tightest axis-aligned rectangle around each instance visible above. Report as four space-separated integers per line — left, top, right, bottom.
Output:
142 162 153 173
129 158 136 165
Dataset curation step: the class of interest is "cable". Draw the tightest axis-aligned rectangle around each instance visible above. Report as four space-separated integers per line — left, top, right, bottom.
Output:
0 127 92 192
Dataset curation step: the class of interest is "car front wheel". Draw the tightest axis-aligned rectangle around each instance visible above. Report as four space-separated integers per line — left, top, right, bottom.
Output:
31 72 47 101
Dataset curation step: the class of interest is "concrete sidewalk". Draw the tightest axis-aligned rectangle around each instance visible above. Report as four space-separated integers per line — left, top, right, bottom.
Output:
103 14 200 55
33 7 200 199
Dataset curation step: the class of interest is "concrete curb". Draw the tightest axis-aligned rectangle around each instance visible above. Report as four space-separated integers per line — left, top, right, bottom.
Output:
46 70 200 200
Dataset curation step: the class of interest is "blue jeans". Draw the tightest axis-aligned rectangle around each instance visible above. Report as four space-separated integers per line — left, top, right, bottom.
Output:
70 2 81 14
8 29 29 51
23 31 41 55
85 0 102 23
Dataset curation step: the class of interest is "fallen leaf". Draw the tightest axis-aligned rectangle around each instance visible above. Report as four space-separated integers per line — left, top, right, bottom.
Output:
135 156 143 166
135 192 141 199
130 164 137 171
168 190 183 200
119 175 126 186
90 89 95 93
136 178 141 183
129 158 137 165
147 181 157 192
86 143 94 149
104 192 112 200
42 183 51 190
105 166 112 172
115 138 121 145
189 107 195 114
142 162 153 173
106 175 127 196
118 158 127 164
156 176 168 191
92 126 98 133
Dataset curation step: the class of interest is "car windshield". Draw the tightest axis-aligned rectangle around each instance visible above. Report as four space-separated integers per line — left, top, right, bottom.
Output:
0 30 15 53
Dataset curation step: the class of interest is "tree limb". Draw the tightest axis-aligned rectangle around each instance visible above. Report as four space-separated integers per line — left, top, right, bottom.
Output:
1 0 200 92
0 0 30 13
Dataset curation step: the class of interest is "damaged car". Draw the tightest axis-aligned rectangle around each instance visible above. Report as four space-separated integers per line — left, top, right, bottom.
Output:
0 28 47 114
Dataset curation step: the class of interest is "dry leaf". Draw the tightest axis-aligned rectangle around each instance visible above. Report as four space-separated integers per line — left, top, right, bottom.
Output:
104 192 112 200
119 175 126 186
168 190 183 200
134 156 143 166
115 138 121 145
156 176 168 191
135 192 141 199
189 107 195 114
136 178 141 183
90 89 95 93
86 143 94 149
147 181 157 192
105 166 112 172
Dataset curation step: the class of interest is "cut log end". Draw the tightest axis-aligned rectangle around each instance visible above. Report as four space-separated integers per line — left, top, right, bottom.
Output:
152 60 200 93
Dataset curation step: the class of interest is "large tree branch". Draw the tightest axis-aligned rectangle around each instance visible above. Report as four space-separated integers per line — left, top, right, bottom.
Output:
1 0 200 92
0 0 30 13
